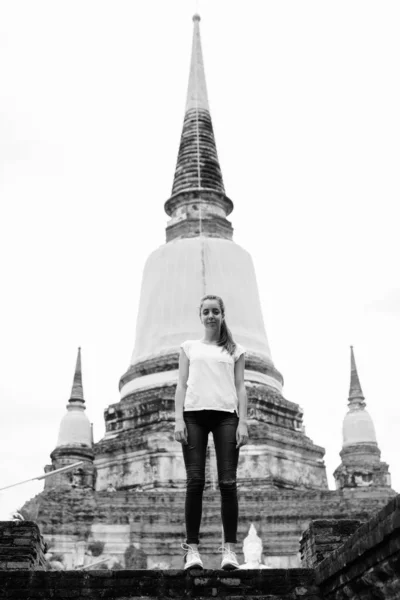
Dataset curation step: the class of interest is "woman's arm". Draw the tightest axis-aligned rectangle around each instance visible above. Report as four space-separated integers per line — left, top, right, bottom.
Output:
234 354 249 448
174 349 189 444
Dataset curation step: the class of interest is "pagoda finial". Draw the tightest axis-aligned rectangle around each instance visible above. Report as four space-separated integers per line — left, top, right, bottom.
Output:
70 347 84 403
349 346 365 405
165 14 233 241
185 14 209 113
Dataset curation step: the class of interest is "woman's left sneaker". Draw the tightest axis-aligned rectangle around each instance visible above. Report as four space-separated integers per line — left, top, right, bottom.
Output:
219 546 239 570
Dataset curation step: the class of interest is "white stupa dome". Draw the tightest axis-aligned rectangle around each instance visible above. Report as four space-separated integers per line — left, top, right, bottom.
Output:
130 237 273 363
342 408 377 447
119 236 283 400
56 404 92 448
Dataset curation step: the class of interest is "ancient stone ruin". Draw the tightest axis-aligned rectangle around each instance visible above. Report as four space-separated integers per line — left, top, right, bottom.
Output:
0 13 397 600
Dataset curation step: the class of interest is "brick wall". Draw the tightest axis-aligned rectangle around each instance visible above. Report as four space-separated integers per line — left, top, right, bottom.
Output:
300 519 362 568
0 569 320 599
0 522 47 571
315 494 400 599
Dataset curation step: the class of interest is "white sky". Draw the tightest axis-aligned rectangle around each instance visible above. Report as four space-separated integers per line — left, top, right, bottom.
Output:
1 1 399 519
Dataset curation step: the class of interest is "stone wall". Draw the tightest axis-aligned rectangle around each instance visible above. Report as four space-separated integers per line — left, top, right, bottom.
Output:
0 522 47 571
300 520 362 568
97 383 329 493
315 494 400 599
20 485 395 570
0 569 320 599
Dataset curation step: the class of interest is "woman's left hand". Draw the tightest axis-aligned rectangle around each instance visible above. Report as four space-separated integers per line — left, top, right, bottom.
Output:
236 421 249 448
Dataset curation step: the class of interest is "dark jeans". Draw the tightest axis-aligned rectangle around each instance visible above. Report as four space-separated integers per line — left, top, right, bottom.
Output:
182 410 239 545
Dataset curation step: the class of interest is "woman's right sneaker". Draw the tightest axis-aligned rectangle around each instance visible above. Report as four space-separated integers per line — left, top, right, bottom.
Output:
219 546 239 570
182 543 204 570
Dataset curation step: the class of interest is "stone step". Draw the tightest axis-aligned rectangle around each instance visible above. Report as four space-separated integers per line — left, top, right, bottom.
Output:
0 569 321 599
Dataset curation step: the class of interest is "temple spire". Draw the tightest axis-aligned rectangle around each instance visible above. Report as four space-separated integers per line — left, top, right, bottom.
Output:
164 15 233 241
349 346 365 406
70 347 84 403
170 14 225 196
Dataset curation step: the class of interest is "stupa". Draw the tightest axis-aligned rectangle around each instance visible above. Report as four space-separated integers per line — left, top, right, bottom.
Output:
21 15 395 570
333 347 391 490
44 348 95 491
96 13 327 494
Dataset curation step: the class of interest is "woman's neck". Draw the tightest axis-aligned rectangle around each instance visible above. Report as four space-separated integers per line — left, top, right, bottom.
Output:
201 329 220 344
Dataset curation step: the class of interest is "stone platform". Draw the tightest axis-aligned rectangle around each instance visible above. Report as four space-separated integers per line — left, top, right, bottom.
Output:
0 569 320 599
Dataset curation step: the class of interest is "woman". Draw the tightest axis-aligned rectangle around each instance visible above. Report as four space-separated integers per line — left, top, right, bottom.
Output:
174 294 249 570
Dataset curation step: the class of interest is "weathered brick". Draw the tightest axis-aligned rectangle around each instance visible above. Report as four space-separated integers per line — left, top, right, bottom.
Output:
6 561 32 569
0 521 47 572
315 495 400 599
0 569 320 599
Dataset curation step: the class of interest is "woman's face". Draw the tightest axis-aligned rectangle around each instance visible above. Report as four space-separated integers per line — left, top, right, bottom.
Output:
200 298 224 330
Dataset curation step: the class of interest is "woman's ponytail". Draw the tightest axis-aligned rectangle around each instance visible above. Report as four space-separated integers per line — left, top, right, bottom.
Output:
219 318 236 356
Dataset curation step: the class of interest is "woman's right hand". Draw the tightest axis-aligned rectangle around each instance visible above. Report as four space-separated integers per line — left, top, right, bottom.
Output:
174 419 188 445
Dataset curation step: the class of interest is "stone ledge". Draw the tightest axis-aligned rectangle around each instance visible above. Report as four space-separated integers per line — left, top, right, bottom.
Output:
0 569 320 599
300 519 362 568
315 494 400 599
0 522 47 571
316 494 400 583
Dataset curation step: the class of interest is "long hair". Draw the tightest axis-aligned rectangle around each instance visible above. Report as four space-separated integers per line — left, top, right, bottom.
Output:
199 295 237 356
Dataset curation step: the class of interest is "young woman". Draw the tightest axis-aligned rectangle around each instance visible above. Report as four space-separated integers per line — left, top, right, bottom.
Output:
174 294 249 570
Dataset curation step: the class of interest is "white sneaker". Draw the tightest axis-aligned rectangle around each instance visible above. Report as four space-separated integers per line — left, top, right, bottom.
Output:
219 546 239 570
182 543 203 570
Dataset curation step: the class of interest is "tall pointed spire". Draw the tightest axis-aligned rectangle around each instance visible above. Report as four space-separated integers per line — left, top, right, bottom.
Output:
70 347 84 403
164 15 233 242
349 346 365 406
172 14 223 195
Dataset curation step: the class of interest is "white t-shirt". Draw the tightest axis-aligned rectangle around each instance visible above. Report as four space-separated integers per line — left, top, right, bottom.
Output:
180 340 245 413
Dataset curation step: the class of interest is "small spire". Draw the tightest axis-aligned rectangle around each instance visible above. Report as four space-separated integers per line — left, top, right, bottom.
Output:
70 347 84 403
349 346 365 405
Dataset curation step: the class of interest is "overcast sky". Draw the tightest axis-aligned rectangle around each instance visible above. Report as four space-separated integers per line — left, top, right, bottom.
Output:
1 1 399 519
